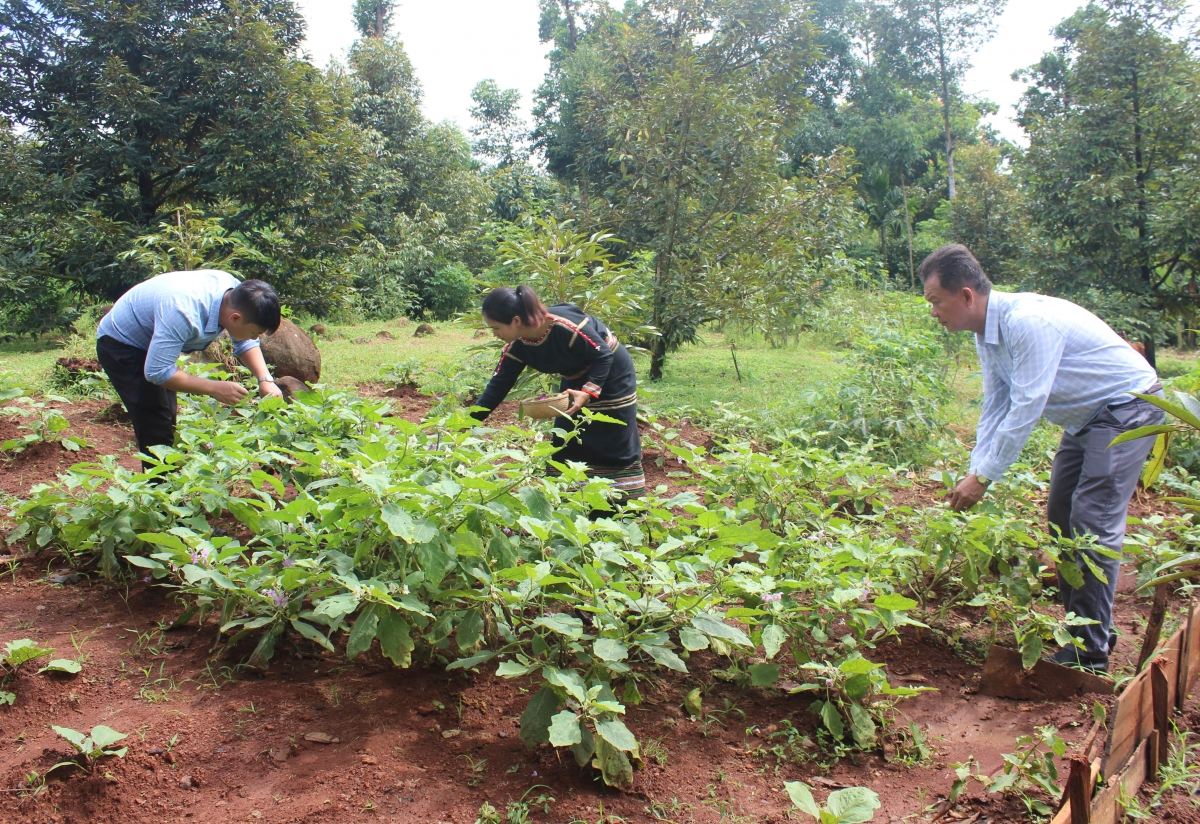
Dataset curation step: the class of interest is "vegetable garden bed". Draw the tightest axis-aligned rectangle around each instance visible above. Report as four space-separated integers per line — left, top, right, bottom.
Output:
0 389 1197 824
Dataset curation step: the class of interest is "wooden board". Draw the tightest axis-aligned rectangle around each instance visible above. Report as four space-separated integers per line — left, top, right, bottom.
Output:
1049 757 1101 824
978 645 1114 702
1088 737 1150 824
1104 628 1182 780
1181 600 1200 702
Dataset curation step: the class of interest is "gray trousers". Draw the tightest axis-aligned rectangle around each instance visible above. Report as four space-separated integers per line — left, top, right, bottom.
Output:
1047 396 1165 657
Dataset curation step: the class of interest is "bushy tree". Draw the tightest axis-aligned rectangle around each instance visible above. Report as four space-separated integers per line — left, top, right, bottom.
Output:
1018 0 1200 365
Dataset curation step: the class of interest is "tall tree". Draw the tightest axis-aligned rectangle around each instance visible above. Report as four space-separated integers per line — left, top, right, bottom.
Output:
353 0 396 38
889 0 1006 199
535 0 819 379
0 0 368 297
1017 0 1200 366
470 80 528 167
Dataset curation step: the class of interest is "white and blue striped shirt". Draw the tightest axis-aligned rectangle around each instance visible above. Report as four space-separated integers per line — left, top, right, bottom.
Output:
96 270 261 385
971 291 1158 481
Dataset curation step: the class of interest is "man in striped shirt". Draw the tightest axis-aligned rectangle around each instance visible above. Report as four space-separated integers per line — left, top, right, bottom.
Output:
921 244 1163 673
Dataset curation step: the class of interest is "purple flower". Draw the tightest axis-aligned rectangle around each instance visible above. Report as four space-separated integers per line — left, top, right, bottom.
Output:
824 678 834 689
261 588 288 609
762 592 783 603
143 574 152 583
283 557 296 568
531 770 538 777
189 547 213 564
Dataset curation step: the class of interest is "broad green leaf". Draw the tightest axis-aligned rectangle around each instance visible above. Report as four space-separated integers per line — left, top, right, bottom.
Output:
679 627 710 651
380 504 416 542
89 725 127 750
784 781 822 818
593 638 629 661
1020 633 1044 670
749 663 780 686
533 613 584 640
456 609 485 653
496 660 537 678
445 650 497 671
519 687 560 750
838 657 881 675
346 603 380 660
690 613 752 647
595 719 638 752
543 666 588 703
873 593 918 611
290 619 335 653
642 644 688 673
820 700 845 739
570 724 596 767
684 687 703 717
548 711 583 747
762 624 786 660
3 639 53 668
38 659 81 675
826 787 881 823
592 736 634 790
52 725 87 751
849 703 877 748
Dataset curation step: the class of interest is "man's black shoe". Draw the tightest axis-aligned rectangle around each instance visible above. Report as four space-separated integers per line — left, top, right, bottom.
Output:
1045 646 1109 674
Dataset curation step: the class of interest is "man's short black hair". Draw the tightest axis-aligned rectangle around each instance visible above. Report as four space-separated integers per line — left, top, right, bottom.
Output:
918 244 993 296
229 279 282 333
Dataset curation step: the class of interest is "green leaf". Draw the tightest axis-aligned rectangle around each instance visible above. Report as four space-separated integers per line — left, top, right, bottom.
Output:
290 619 335 653
548 711 583 747
826 787 881 823
762 624 786 660
684 687 703 718
749 663 780 687
456 609 485 653
642 644 688 673
848 703 877 748
873 593 918 611
592 736 634 790
375 609 414 668
1020 633 1044 670
89 725 127 750
445 650 497 671
52 725 87 752
3 639 54 668
595 718 638 752
346 603 380 660
1132 392 1200 431
1109 424 1176 446
820 701 845 739
679 627 710 651
593 638 629 662
570 724 596 767
690 613 752 647
380 504 416 542
533 613 584 639
38 659 81 675
0 690 14 706
519 687 560 750
543 666 588 703
496 660 537 678
784 781 822 818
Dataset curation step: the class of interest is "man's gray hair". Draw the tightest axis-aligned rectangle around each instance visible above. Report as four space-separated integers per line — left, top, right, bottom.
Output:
918 244 993 296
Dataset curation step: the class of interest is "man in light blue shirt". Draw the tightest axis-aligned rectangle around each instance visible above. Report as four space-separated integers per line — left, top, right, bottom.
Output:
921 244 1163 673
96 270 284 464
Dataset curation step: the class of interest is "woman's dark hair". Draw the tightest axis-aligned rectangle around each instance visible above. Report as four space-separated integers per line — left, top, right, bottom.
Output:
481 285 547 326
918 244 992 296
229 279 282 333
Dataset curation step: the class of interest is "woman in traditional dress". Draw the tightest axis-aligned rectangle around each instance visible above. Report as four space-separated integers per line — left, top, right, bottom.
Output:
471 285 645 503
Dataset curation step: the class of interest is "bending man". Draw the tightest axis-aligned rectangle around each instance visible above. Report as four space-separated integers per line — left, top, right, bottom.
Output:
921 244 1163 673
97 270 283 464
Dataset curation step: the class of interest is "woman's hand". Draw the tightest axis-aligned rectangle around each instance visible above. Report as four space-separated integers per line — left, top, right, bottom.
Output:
565 389 593 416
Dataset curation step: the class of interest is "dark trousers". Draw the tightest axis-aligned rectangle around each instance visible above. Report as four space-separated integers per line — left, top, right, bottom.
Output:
96 336 177 466
1047 396 1165 657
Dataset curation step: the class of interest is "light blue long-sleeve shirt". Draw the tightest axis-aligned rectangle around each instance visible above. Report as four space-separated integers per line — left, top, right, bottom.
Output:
970 291 1158 481
96 270 261 385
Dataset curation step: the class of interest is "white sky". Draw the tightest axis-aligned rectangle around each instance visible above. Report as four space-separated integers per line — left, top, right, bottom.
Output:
295 0 1196 145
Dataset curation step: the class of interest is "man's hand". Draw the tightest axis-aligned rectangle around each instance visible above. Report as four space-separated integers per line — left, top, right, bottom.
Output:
948 474 989 512
258 380 284 400
208 380 250 405
564 389 593 416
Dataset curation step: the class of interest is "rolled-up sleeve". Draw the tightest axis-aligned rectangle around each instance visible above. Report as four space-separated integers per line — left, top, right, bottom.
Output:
231 338 260 357
972 317 1064 480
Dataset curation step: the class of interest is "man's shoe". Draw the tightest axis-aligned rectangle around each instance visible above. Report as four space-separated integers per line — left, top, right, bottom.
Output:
1045 646 1109 674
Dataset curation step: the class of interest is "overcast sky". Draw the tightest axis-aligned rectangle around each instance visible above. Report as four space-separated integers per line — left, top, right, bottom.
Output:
294 0 1195 145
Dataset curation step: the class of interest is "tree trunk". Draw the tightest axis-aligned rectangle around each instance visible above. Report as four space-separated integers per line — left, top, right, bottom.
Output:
902 172 915 288
935 0 956 200
649 258 667 381
1132 65 1156 369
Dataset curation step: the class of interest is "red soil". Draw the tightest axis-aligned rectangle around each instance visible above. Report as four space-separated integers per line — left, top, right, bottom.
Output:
0 396 1193 823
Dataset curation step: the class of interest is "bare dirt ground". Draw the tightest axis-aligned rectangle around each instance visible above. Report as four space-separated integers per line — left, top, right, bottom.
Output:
0 394 1196 824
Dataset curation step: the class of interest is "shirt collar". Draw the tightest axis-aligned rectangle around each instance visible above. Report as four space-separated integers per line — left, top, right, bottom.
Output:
206 289 229 336
981 291 1003 346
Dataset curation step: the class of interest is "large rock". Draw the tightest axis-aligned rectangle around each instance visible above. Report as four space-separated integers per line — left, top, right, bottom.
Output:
258 318 321 384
